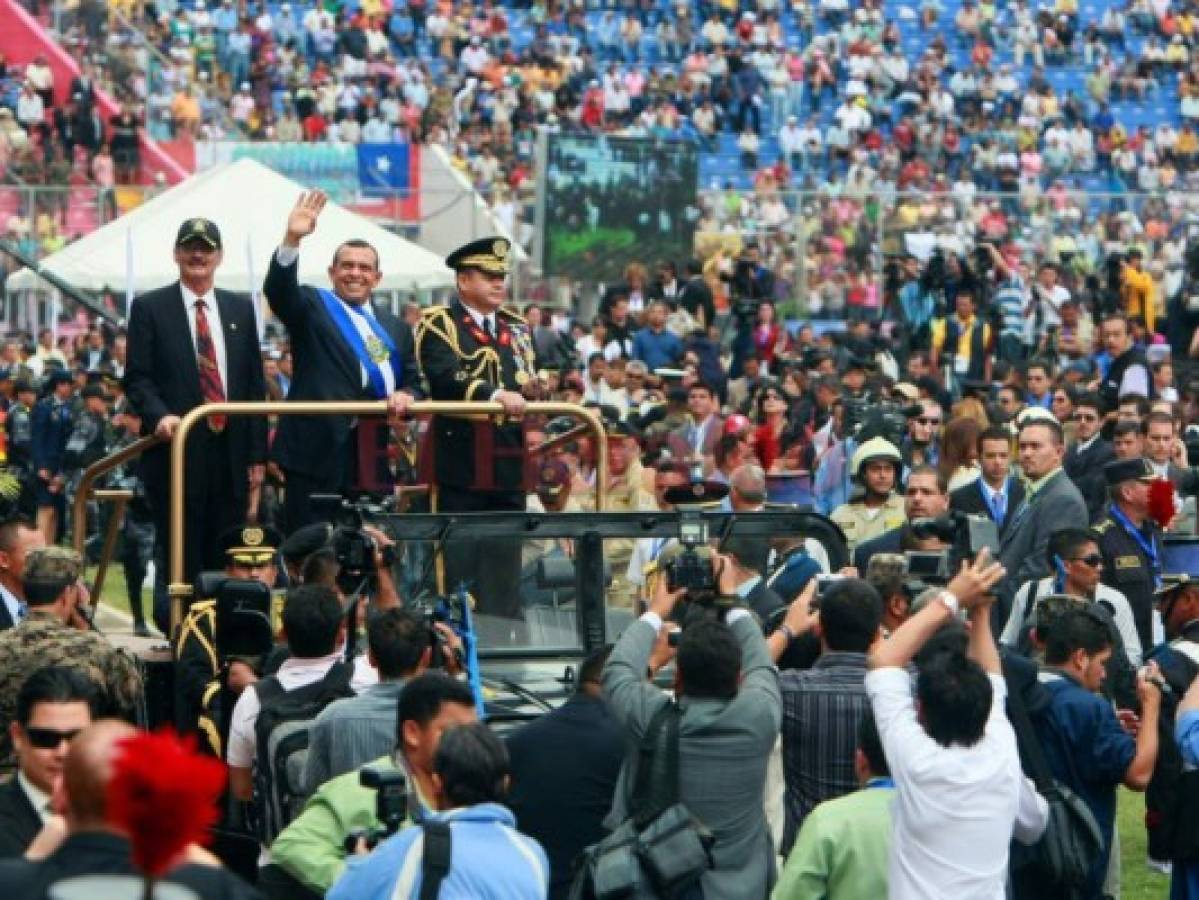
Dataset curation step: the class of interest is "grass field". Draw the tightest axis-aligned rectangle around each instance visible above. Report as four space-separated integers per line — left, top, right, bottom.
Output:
90 566 1176 895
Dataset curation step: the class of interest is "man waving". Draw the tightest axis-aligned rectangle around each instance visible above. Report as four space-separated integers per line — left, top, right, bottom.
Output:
264 190 422 531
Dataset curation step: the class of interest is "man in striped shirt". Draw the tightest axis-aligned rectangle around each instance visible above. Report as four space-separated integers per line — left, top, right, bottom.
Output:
980 242 1030 363
778 577 883 854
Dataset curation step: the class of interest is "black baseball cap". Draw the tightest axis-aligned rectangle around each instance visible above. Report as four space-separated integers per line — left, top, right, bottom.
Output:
175 217 222 250
1103 457 1155 487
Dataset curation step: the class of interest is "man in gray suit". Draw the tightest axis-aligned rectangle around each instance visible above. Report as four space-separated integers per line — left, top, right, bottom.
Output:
603 554 782 899
995 418 1088 626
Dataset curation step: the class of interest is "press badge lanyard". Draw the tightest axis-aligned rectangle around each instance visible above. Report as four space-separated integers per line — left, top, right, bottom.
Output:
1108 503 1162 587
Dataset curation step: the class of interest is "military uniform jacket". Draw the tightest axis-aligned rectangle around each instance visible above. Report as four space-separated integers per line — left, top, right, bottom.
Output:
0 614 143 768
416 299 537 492
1095 510 1164 655
830 493 907 549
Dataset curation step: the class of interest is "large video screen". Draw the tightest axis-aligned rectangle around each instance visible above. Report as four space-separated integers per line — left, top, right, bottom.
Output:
542 135 699 281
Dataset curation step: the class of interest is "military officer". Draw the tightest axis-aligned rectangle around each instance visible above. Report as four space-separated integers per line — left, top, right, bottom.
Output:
1094 457 1165 656
5 380 35 474
416 237 539 628
0 547 143 769
174 523 280 740
830 437 908 550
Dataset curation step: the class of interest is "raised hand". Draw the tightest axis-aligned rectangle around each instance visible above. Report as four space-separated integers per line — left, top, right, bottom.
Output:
283 190 327 247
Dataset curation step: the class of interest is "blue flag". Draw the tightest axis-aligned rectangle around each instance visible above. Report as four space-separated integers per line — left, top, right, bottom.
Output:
357 143 410 198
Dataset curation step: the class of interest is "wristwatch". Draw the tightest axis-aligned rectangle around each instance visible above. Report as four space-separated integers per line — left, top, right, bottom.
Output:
935 590 961 616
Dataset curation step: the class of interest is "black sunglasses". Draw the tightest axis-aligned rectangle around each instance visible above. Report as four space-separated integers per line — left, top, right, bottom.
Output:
1067 554 1103 568
24 726 82 749
1073 412 1098 422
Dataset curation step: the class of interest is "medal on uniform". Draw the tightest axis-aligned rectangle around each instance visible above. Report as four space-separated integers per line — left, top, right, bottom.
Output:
515 371 530 385
365 334 390 363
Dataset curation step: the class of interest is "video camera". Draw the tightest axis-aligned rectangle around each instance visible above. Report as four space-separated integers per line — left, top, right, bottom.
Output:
310 494 398 591
843 395 920 446
344 765 408 853
906 511 999 583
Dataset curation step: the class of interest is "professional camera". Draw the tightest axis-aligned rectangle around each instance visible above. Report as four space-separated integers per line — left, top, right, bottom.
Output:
908 511 999 580
344 765 409 853
409 590 471 670
842 396 920 445
311 494 398 588
664 512 717 595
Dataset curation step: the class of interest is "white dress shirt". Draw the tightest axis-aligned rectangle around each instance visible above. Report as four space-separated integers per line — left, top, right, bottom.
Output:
18 771 52 824
0 582 23 625
179 282 229 394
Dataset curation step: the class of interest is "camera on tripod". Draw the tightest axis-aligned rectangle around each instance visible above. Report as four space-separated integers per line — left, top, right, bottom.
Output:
344 765 409 853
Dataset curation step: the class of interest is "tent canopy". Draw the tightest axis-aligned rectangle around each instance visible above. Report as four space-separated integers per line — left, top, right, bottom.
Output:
6 159 454 297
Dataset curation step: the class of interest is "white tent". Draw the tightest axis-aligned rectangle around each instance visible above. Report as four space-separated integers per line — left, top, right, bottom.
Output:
6 158 454 297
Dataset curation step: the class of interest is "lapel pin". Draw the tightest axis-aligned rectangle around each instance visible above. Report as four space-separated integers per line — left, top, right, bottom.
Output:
230 323 238 331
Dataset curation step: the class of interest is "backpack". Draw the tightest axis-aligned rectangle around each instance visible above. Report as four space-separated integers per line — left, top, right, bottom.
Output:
251 661 355 844
1005 662 1105 896
568 702 714 900
1146 638 1199 862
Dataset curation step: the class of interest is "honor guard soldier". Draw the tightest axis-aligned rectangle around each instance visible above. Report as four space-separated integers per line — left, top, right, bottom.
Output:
1094 457 1165 658
830 437 907 550
5 380 35 475
416 237 539 630
174 523 280 742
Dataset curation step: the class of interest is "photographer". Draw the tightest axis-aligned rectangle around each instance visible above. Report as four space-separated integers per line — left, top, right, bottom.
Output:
271 674 478 897
329 722 548 900
930 288 992 388
603 554 782 898
303 607 464 794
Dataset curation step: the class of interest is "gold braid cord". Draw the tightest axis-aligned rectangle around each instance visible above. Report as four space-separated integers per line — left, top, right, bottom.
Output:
415 306 501 386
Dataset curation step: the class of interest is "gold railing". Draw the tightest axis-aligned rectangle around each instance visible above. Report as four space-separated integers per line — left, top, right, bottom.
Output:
166 400 610 630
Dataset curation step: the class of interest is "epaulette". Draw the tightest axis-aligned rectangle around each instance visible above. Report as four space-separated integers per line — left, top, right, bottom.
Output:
497 306 527 324
420 305 453 321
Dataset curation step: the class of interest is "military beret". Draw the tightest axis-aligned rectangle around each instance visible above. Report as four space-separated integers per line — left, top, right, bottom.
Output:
1104 457 1155 487
445 236 511 275
217 523 282 565
23 547 82 587
279 523 331 562
175 216 222 249
536 459 572 497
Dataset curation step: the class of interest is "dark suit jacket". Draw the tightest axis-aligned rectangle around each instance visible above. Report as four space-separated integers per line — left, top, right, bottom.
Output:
996 469 1088 620
0 775 40 859
1064 437 1116 523
263 253 420 478
0 831 261 899
852 525 905 572
506 694 624 900
123 282 267 500
949 477 1026 538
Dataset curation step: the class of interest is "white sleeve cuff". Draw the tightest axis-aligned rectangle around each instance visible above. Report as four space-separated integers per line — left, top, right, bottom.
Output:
639 611 664 633
725 608 753 626
276 245 300 267
489 388 504 401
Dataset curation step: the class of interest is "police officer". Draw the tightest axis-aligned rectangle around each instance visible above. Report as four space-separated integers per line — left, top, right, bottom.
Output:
174 523 280 739
416 237 539 627
1094 457 1165 656
110 404 155 637
830 437 907 550
0 547 143 768
5 380 35 474
31 369 75 543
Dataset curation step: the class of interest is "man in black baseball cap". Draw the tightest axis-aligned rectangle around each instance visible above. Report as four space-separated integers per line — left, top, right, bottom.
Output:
124 215 267 632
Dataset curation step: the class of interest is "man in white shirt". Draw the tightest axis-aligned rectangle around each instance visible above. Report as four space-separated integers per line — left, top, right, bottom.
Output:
866 550 1049 899
227 583 351 803
778 115 806 169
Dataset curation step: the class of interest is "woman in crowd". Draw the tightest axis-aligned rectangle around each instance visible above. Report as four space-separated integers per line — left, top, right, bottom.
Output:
939 415 981 491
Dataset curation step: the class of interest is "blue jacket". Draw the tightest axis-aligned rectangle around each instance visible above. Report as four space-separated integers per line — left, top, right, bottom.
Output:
328 803 548 900
631 327 683 372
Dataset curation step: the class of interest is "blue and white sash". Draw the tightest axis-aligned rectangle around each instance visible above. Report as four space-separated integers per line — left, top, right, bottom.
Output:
318 288 401 398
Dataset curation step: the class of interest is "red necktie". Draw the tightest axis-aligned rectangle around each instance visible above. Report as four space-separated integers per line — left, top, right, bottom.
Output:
194 299 226 433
